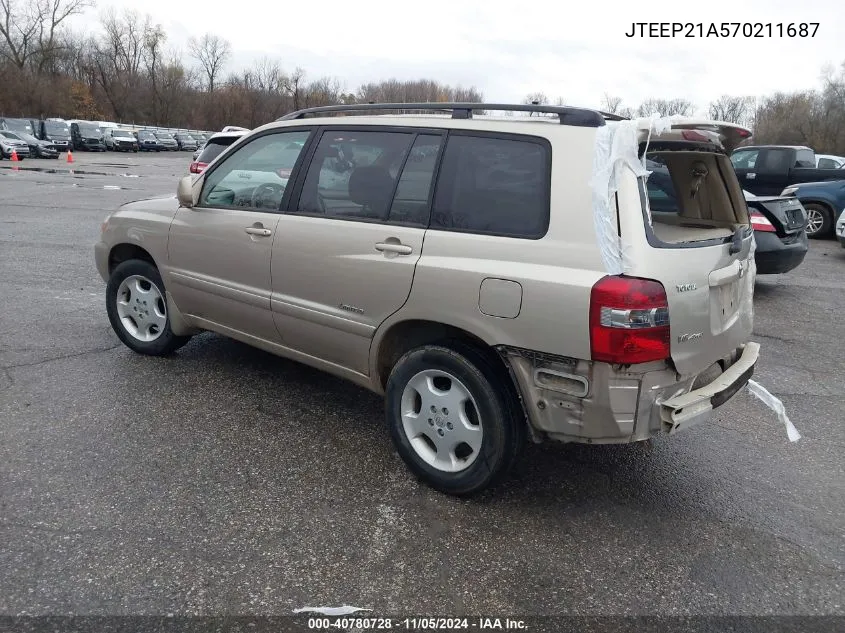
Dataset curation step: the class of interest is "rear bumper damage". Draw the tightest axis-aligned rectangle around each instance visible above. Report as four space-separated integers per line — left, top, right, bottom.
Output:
499 342 759 444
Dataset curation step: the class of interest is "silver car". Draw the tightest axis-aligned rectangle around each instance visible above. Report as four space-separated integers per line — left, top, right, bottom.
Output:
95 103 759 495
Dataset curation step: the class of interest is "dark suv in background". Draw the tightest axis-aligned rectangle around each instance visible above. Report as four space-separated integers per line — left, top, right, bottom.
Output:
70 121 106 151
36 119 71 152
135 130 161 151
174 132 198 151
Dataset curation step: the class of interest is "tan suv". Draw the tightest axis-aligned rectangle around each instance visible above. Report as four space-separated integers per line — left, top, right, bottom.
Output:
95 102 759 495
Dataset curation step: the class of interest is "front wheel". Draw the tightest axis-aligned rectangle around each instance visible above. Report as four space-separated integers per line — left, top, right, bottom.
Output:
386 344 524 496
106 259 191 356
804 203 832 239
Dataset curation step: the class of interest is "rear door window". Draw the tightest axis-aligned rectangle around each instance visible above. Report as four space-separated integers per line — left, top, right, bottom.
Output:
759 149 791 171
730 149 759 169
431 133 550 238
794 149 815 167
293 130 415 221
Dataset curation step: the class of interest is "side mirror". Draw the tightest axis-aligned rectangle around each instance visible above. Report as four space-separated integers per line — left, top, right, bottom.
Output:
177 175 196 208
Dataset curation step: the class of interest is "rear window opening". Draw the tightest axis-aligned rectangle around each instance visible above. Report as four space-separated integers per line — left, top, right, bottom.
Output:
641 148 748 245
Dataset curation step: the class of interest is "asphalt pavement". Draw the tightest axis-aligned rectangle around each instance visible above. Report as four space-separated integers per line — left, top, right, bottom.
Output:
1 152 843 622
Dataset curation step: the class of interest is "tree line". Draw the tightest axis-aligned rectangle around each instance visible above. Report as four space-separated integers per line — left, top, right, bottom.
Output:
3 1 845 155
523 62 845 156
0 1 483 130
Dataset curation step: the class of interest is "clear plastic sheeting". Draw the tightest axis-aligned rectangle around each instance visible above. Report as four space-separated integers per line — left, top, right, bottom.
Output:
748 379 801 442
589 115 687 275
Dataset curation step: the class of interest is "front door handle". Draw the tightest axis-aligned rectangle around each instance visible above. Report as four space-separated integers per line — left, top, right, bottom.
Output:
245 226 272 237
375 241 413 255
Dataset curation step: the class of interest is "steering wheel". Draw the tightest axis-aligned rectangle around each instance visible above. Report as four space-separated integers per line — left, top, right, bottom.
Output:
250 183 285 210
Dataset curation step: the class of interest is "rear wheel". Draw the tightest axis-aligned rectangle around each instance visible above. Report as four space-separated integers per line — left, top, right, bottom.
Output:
386 344 524 496
106 259 191 356
804 203 832 239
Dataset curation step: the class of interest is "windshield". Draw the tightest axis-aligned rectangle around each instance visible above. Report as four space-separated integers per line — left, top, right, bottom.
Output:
78 123 101 135
3 119 33 135
157 133 174 140
1 131 23 140
45 121 70 136
138 131 154 139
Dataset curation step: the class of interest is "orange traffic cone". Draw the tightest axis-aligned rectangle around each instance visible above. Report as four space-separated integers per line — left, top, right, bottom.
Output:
10 149 19 161
67 150 74 163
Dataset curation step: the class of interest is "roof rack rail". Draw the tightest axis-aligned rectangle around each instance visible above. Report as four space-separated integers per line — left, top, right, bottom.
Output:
276 102 627 127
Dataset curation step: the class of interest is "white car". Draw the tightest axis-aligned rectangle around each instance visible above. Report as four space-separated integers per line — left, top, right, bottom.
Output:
815 154 845 169
836 211 845 248
189 126 251 174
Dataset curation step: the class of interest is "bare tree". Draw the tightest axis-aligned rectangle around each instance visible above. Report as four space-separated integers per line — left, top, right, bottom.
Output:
188 33 230 93
601 93 623 114
636 98 694 117
0 0 91 69
708 95 756 126
92 8 150 120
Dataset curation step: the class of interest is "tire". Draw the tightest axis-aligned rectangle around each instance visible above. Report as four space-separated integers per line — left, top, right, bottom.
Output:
106 259 191 356
804 203 833 239
386 343 524 496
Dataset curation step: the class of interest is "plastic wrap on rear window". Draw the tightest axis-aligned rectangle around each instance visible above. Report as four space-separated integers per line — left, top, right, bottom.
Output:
589 115 687 275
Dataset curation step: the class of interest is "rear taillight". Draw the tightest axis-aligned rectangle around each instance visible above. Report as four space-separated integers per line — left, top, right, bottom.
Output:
189 162 202 174
749 210 776 232
589 276 671 365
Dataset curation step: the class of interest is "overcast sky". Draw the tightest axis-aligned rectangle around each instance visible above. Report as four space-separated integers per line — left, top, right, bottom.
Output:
70 0 843 114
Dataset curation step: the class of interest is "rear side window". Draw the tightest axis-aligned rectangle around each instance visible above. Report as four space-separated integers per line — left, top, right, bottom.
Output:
817 157 838 169
431 134 550 238
197 139 236 164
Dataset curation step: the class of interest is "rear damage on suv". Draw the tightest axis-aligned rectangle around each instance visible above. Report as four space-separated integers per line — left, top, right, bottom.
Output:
502 119 759 444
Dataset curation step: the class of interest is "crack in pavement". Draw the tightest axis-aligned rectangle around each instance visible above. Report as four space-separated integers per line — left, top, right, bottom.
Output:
1 344 122 372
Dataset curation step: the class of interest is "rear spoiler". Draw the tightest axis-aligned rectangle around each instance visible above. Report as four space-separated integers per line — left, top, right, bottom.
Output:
632 117 753 154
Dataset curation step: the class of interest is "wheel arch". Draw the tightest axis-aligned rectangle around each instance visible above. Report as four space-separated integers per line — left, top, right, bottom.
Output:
108 243 157 275
371 318 533 434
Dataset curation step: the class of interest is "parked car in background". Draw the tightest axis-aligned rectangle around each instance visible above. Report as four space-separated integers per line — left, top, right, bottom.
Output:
815 154 845 169
193 133 208 149
0 131 31 159
36 118 71 152
69 121 106 151
97 103 760 495
104 128 139 152
2 130 59 158
780 180 845 238
135 130 162 151
188 126 250 174
742 190 808 274
0 117 36 137
174 132 198 151
154 131 179 151
731 145 844 197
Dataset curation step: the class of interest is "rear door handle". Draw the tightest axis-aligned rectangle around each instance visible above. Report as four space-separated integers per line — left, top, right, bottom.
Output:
244 226 272 237
375 241 413 255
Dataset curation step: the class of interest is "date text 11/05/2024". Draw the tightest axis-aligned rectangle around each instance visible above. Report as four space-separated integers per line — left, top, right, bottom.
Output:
625 22 819 38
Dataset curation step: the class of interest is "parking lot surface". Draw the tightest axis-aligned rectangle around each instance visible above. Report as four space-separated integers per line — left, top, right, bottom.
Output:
1 153 843 618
